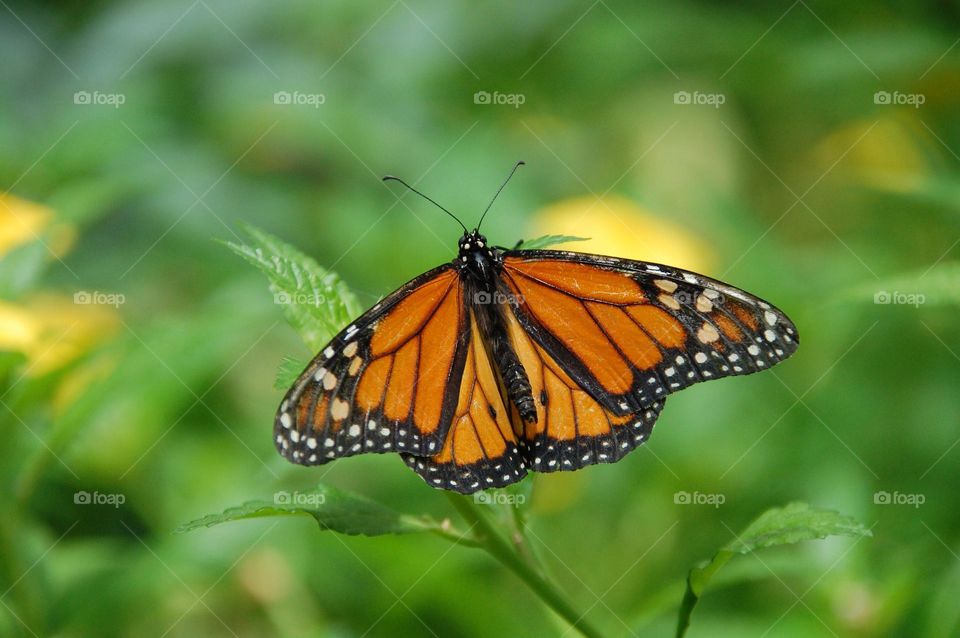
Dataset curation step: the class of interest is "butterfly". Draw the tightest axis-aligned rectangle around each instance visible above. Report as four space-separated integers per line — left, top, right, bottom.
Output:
274 162 799 493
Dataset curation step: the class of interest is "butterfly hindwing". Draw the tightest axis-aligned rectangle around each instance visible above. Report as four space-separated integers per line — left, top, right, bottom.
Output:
501 304 664 473
500 250 799 412
401 310 527 493
275 265 470 464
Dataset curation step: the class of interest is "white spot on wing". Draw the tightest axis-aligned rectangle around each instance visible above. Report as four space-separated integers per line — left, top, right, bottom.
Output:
697 323 720 343
655 279 678 292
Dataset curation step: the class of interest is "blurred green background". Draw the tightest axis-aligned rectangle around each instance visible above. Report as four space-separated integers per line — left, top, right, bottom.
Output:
2 1 959 636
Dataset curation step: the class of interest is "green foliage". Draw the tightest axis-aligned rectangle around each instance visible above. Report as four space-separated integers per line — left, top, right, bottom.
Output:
844 262 960 307
676 503 872 638
225 223 363 352
177 484 455 537
274 355 308 390
0 2 956 636
515 234 590 250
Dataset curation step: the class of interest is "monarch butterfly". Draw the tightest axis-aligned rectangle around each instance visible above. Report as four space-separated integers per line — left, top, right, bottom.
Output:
275 163 799 493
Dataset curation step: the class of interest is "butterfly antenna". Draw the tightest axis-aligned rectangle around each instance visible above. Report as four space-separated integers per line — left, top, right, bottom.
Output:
382 175 468 233
476 160 525 230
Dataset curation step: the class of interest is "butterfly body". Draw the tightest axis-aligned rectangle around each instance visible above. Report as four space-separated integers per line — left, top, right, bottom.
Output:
456 230 539 424
275 228 798 493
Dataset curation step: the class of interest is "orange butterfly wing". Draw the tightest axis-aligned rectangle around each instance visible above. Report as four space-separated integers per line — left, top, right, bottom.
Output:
401 305 663 492
499 251 799 412
276 247 798 494
501 305 664 473
401 311 527 491
275 265 469 464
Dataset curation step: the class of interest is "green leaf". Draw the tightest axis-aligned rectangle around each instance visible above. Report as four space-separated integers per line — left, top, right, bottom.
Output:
275 355 308 390
722 501 871 554
675 502 871 638
224 223 363 351
515 234 590 250
842 262 960 307
177 484 454 537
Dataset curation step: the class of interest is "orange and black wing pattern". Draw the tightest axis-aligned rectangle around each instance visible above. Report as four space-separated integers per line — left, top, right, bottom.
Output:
275 239 798 494
401 306 663 491
275 265 469 464
499 250 799 413
401 311 527 491
501 304 664 473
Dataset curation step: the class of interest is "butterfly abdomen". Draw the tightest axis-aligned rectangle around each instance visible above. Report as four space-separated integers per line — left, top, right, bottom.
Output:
490 328 537 423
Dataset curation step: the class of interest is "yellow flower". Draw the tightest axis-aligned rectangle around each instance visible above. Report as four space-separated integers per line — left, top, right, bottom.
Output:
0 294 119 377
0 192 75 257
530 195 714 273
815 117 928 193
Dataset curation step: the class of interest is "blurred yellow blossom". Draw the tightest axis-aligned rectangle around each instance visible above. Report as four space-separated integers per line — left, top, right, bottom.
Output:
816 117 928 193
0 192 75 257
530 195 715 273
0 294 119 377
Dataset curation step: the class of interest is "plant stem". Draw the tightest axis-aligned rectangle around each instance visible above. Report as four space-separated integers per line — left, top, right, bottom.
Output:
447 494 606 638
507 501 549 577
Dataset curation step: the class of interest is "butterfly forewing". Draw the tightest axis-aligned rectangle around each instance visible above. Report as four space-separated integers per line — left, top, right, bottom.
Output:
500 250 799 411
275 265 470 464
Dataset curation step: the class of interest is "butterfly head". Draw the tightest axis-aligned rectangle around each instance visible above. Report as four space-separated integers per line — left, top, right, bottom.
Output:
458 229 492 262
458 229 500 284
